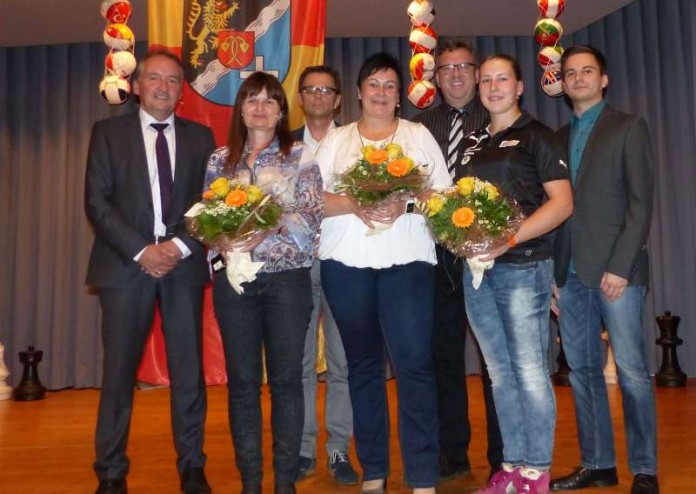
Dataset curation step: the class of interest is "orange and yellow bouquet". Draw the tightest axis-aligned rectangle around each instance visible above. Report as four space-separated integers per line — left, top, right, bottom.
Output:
334 143 426 206
423 176 524 258
185 178 282 250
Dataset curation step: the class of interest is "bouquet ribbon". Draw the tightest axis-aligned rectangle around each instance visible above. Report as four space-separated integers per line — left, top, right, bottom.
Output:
466 256 495 290
224 250 265 294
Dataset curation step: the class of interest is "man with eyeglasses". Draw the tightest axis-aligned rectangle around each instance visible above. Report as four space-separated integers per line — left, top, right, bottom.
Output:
411 38 503 483
290 66 359 487
551 44 658 494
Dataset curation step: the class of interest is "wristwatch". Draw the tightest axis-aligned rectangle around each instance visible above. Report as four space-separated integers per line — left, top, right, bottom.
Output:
405 200 416 214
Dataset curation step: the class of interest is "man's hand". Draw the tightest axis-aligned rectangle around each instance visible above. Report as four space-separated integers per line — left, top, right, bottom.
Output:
551 282 560 317
600 271 628 302
139 242 181 278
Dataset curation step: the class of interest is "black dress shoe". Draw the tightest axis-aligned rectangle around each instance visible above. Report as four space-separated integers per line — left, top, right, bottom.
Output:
180 467 212 494
550 466 618 491
439 457 471 482
241 484 262 494
631 474 659 494
274 483 296 494
95 478 127 494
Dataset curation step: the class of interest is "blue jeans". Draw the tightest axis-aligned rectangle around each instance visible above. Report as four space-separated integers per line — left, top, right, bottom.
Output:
213 269 313 485
557 272 657 475
301 261 353 458
321 260 439 488
463 259 556 469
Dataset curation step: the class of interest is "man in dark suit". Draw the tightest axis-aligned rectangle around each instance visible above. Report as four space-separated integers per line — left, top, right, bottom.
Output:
290 66 358 486
551 45 658 494
411 38 502 481
85 49 216 494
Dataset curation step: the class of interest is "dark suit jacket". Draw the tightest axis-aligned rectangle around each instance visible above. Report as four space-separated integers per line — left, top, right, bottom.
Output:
554 105 654 288
85 111 216 288
290 122 340 145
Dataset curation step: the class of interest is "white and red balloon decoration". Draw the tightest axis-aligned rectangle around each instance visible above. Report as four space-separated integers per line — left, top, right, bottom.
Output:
406 0 438 109
99 1 135 105
534 0 566 97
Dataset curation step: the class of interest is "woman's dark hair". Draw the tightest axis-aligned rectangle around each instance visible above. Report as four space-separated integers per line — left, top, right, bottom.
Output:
480 53 523 81
357 52 403 92
224 72 292 174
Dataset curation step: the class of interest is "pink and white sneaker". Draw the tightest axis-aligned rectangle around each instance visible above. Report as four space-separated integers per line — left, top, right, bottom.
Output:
514 469 550 494
473 465 520 494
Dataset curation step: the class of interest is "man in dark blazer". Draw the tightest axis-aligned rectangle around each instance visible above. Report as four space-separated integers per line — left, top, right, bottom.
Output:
290 66 359 486
551 45 658 494
85 50 216 494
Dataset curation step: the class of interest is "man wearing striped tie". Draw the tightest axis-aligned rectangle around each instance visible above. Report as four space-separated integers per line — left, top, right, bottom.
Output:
411 38 503 482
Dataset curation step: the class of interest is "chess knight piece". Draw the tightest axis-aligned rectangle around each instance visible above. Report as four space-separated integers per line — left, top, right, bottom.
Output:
13 346 46 401
0 343 12 400
655 311 687 387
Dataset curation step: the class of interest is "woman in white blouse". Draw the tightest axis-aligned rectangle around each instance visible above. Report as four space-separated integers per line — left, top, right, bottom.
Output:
314 53 451 494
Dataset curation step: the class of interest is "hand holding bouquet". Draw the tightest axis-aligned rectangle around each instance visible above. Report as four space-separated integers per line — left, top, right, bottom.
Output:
423 176 524 287
185 178 283 293
334 143 426 207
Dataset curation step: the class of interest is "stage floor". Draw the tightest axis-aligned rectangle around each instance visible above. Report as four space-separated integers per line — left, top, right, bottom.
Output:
0 378 693 493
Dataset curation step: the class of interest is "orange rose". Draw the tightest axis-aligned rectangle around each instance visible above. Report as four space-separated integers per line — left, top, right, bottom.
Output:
452 207 475 228
366 149 389 165
386 158 411 177
225 189 248 207
202 190 215 200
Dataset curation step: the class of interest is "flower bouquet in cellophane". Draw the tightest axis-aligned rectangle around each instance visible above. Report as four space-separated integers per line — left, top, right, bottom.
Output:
185 178 282 293
334 143 426 206
423 176 524 288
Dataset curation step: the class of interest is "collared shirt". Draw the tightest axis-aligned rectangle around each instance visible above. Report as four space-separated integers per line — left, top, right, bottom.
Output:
569 100 606 183
204 138 324 273
411 98 490 159
135 109 190 260
455 112 570 263
302 121 337 153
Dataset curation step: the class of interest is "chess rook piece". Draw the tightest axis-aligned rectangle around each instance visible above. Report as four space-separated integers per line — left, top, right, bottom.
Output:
655 311 687 387
13 346 46 401
0 343 12 400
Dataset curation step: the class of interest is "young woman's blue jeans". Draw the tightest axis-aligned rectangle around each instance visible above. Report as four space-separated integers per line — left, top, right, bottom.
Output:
321 260 440 488
213 268 312 485
557 272 657 475
463 259 556 469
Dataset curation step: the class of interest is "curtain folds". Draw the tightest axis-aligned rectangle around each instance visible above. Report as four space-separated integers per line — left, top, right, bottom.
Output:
0 0 694 389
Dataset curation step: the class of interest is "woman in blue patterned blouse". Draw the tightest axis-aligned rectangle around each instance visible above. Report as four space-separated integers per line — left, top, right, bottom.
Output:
204 72 324 494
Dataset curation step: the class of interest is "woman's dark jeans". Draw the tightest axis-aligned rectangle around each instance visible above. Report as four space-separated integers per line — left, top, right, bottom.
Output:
213 268 312 485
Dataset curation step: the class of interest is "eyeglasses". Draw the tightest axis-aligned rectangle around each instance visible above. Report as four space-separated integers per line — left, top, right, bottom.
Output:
300 85 338 96
436 62 476 75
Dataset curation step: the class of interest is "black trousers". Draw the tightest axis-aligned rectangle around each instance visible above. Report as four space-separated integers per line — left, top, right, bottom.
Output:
432 245 504 468
94 276 207 480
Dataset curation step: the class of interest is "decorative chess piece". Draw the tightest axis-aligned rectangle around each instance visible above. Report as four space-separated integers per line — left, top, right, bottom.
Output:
13 346 46 401
0 343 12 400
655 311 687 387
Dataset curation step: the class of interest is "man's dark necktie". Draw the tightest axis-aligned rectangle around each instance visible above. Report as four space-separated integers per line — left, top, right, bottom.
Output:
151 123 173 224
447 109 464 179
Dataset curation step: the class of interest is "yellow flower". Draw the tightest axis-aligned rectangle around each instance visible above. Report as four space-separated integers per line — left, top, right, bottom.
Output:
210 177 230 198
484 183 499 200
456 177 475 196
225 189 248 207
426 194 446 216
452 207 476 228
386 158 413 177
246 185 263 203
385 143 403 160
361 145 377 160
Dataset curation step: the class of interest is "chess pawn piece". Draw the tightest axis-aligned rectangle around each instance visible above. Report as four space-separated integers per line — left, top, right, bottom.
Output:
13 346 46 401
0 343 12 400
655 311 687 387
